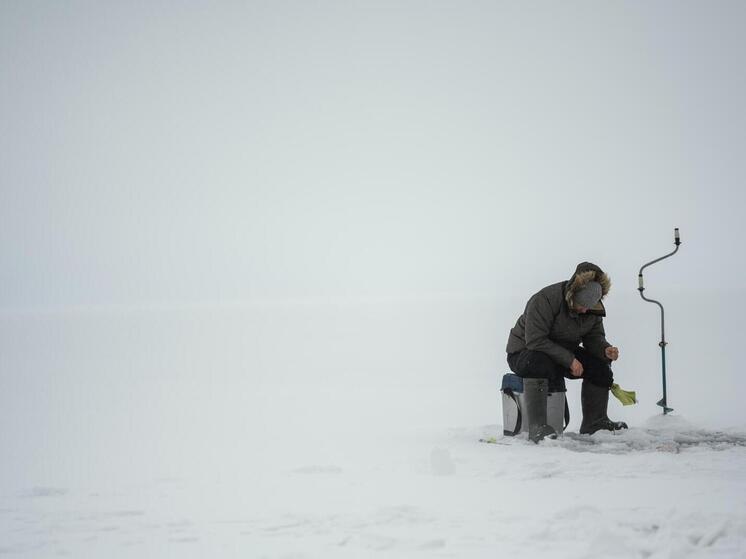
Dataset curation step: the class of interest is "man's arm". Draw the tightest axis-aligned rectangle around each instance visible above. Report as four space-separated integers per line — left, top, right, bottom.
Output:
524 293 575 368
582 317 612 361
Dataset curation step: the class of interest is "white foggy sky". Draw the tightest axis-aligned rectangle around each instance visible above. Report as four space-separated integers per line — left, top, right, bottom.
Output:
2 1 745 309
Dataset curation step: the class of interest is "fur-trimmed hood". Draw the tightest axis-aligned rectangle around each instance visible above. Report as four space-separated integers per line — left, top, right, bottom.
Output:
564 262 611 316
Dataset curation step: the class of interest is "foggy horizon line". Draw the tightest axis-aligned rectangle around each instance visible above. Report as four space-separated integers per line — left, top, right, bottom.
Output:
0 285 731 316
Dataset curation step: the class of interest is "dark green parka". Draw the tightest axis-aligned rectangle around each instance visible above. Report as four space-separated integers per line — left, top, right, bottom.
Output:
506 262 613 368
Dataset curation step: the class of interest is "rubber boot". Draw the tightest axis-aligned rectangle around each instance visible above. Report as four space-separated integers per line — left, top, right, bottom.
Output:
579 381 628 435
523 378 557 443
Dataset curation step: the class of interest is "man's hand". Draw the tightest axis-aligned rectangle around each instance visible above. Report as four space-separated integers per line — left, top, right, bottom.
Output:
570 358 584 377
605 346 620 361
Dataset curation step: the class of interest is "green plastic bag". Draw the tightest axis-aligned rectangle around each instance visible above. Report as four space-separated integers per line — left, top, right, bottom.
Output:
611 383 637 406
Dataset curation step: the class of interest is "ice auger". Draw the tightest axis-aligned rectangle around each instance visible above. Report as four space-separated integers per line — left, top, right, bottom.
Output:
638 228 682 415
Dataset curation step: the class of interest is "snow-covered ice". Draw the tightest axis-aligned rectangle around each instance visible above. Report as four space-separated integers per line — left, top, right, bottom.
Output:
1 301 745 558
1 415 745 558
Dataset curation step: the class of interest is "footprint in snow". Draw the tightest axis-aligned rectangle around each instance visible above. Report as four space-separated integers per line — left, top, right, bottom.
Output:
19 487 67 498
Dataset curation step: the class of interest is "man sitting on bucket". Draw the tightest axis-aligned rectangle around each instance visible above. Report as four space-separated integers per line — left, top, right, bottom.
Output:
506 262 628 442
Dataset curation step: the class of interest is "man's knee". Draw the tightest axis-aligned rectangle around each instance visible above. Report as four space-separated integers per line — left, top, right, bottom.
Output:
575 349 613 387
514 350 560 379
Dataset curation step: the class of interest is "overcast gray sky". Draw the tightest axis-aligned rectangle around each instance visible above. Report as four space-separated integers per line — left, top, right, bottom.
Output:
2 1 744 309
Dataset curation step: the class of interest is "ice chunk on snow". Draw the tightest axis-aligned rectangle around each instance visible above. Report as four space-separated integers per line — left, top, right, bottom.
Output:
429 448 455 475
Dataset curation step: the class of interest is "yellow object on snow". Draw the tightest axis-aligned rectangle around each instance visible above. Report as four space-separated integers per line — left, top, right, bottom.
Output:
611 383 637 406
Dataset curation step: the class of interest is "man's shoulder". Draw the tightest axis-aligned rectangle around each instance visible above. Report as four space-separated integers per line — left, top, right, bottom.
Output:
535 281 566 299
528 281 567 308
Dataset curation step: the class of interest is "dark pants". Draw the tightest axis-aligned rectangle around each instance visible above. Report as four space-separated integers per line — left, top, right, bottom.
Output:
507 346 613 392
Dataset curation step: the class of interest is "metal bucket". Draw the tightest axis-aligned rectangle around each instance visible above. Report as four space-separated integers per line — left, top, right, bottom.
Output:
502 373 567 436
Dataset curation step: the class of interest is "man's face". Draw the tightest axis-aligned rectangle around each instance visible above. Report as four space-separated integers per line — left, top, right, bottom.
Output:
575 305 589 314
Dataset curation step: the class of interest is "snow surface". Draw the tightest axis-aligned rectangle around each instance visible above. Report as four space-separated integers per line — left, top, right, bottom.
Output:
1 302 745 558
1 415 745 558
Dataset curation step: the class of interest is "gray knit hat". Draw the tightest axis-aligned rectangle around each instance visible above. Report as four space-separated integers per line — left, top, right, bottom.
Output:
574 281 603 308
